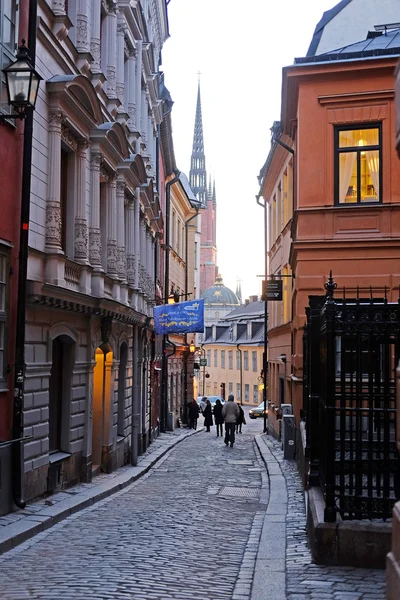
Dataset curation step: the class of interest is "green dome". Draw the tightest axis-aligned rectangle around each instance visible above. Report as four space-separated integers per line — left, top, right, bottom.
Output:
201 276 240 306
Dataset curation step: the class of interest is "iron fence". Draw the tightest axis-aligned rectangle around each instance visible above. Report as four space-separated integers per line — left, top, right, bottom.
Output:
304 275 400 522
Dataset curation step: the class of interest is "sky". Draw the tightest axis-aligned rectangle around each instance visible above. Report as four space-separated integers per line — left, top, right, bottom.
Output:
161 0 338 301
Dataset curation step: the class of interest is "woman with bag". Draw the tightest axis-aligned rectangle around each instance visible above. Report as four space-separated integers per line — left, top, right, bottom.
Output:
203 399 213 432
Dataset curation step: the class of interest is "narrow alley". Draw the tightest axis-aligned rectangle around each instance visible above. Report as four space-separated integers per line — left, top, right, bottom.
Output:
0 416 387 599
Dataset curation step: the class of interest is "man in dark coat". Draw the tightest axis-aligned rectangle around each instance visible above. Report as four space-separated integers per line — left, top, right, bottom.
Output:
188 399 200 430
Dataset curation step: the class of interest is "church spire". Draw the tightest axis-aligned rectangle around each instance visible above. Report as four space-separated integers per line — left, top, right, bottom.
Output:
212 179 216 205
189 76 208 206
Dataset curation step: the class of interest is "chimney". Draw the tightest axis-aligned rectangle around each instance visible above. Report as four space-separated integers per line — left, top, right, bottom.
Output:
250 295 258 303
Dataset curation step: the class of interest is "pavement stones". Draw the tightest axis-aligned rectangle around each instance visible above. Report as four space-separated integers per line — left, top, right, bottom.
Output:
0 424 265 599
0 421 388 599
255 435 386 600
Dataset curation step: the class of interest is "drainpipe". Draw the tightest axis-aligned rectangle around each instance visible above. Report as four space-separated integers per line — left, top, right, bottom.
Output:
160 170 180 432
12 0 38 509
236 344 243 406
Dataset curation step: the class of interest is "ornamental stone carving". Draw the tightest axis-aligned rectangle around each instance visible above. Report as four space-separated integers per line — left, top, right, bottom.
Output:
76 14 89 50
106 66 117 95
90 40 101 71
107 240 118 274
74 218 88 260
90 153 102 171
117 247 126 278
100 164 110 182
61 125 78 151
48 110 63 133
127 256 135 285
52 0 66 16
45 202 62 248
89 228 102 266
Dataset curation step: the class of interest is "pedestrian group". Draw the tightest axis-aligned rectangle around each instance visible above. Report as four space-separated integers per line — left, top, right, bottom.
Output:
187 393 245 447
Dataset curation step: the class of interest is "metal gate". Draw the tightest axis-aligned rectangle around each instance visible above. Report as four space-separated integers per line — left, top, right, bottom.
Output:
304 275 400 522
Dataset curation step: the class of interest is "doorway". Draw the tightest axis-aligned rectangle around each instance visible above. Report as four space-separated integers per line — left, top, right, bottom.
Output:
92 346 113 471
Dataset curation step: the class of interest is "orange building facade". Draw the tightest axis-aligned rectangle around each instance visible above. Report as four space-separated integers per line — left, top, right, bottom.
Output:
261 38 400 441
386 58 400 600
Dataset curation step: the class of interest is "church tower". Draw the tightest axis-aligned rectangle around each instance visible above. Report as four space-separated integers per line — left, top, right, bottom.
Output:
189 78 218 295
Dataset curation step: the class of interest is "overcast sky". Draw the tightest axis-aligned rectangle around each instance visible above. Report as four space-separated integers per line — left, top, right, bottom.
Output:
161 0 337 301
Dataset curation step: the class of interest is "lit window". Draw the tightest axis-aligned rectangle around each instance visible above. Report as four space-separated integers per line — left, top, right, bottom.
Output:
335 125 381 205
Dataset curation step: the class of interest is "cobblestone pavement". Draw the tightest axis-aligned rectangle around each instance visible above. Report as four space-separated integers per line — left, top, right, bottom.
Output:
263 437 386 600
0 417 388 600
0 420 268 600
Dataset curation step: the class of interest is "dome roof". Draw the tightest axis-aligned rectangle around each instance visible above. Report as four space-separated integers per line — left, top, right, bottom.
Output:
201 275 240 306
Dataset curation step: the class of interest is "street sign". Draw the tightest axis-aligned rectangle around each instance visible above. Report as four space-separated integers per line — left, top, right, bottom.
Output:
200 358 207 366
262 279 282 301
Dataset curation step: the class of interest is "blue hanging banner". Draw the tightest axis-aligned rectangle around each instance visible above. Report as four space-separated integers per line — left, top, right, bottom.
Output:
154 299 205 335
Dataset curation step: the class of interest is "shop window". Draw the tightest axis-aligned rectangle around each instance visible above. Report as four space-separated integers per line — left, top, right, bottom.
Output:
335 125 381 205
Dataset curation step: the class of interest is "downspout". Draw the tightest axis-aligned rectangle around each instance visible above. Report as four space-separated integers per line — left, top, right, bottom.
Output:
160 169 180 431
12 0 38 509
236 344 243 406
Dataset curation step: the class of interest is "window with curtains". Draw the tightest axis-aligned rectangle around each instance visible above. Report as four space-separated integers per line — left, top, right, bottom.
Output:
335 125 381 205
1 0 18 113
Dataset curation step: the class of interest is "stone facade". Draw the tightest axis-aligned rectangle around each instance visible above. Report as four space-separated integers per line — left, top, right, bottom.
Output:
18 0 170 504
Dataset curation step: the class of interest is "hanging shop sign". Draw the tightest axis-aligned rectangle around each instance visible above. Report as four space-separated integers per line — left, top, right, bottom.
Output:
154 299 205 335
262 279 283 301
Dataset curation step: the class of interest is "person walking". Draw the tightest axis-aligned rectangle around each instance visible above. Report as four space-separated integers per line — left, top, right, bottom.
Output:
213 399 224 437
203 399 213 432
236 404 245 434
222 393 240 447
188 399 200 430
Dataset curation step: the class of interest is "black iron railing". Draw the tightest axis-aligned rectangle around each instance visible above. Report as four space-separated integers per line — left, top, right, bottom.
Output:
304 276 400 521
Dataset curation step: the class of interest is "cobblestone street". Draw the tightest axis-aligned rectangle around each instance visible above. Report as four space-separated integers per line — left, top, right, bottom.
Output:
0 415 387 599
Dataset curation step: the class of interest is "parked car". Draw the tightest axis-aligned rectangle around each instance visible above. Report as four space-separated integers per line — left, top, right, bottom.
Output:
249 401 268 419
197 395 225 413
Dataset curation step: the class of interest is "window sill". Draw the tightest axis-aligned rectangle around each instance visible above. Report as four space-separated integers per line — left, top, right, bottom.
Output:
49 451 72 464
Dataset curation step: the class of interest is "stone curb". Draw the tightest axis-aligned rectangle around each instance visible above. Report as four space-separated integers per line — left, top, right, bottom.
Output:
0 428 200 556
251 434 288 600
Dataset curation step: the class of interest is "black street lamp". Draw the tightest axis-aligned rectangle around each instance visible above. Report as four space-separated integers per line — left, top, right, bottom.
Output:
0 40 42 122
2 2 41 510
